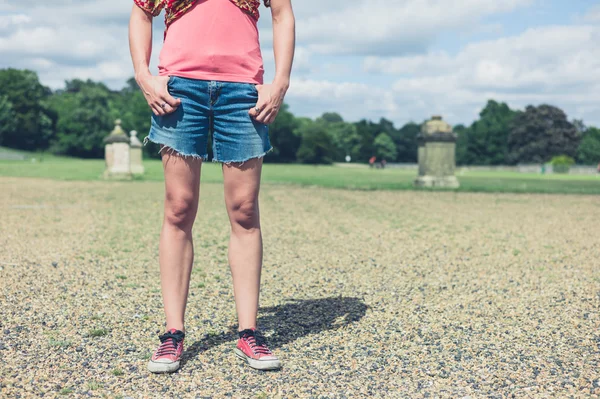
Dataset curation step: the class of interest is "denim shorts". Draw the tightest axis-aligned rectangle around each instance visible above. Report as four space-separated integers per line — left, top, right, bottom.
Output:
143 76 272 163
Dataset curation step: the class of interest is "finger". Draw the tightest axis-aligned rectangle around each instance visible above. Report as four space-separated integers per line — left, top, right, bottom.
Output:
152 103 165 116
156 100 173 115
255 107 272 123
265 111 278 125
161 93 181 108
145 97 160 116
257 108 271 124
265 106 281 124
254 110 266 123
265 109 278 125
162 104 174 114
249 102 265 118
150 103 160 116
155 98 172 112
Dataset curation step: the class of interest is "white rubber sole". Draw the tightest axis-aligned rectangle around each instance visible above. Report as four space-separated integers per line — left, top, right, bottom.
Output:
234 348 282 370
147 359 181 374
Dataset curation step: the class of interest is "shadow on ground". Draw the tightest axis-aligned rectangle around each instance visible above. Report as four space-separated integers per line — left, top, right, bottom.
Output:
181 297 367 366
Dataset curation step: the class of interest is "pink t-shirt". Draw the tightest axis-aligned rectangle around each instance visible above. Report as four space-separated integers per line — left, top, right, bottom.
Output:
158 0 264 84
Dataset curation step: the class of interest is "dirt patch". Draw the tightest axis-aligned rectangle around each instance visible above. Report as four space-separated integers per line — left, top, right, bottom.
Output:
1 177 599 398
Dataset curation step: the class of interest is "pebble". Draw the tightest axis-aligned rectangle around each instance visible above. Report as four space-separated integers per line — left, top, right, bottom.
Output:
1 179 598 398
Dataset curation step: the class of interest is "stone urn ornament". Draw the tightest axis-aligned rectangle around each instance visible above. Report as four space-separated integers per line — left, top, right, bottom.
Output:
414 116 460 188
129 130 145 176
103 119 132 179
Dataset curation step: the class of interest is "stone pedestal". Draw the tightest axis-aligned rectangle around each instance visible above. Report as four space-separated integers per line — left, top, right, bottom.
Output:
129 130 145 175
103 120 132 179
414 116 460 189
105 144 114 170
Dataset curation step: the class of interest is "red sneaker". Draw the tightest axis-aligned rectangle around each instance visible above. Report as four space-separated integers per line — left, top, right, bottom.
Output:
147 329 185 374
234 328 282 370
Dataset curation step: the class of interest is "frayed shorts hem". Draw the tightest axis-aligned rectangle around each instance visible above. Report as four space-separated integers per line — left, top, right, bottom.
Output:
143 135 273 165
212 146 274 166
143 135 208 161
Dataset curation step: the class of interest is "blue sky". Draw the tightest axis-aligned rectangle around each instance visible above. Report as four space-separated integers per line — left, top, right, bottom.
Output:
1 0 599 128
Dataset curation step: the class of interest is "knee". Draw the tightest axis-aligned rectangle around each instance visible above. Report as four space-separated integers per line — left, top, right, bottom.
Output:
229 198 259 232
164 194 197 230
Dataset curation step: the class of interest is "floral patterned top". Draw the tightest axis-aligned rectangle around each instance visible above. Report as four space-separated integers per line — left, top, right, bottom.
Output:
134 0 270 27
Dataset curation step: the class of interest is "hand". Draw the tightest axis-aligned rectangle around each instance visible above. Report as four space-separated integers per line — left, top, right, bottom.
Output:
248 80 288 124
136 73 181 116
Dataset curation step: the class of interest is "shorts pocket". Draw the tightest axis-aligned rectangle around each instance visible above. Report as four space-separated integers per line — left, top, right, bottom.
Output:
167 75 176 91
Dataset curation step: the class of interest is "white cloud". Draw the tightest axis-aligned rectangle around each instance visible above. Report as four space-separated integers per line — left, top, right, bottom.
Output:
357 24 600 125
582 5 600 22
0 0 598 128
0 14 31 30
297 0 532 55
283 78 401 123
0 26 123 62
284 22 600 126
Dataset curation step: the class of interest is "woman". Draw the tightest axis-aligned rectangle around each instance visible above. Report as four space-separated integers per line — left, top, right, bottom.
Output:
128 0 295 373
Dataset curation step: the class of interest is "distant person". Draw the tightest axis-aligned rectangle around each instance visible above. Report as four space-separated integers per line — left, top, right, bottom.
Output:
369 156 377 168
129 0 295 373
597 162 600 174
381 159 387 169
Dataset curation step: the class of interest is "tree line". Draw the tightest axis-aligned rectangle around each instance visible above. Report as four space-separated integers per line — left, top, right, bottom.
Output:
1 68 598 165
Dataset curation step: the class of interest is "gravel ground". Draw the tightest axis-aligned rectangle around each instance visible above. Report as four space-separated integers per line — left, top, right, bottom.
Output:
1 176 599 399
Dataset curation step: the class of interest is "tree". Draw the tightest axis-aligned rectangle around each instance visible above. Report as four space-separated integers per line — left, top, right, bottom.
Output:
393 122 420 163
373 132 397 161
315 114 361 162
296 120 334 164
0 95 16 146
460 100 516 165
267 103 301 163
577 127 600 165
48 79 113 158
353 119 381 162
358 118 402 162
0 69 56 150
320 112 344 124
454 124 469 165
507 104 581 164
377 118 396 137
109 78 156 158
573 119 586 135
328 122 361 162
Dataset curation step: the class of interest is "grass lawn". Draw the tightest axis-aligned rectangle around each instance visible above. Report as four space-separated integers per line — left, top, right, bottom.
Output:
1 149 599 194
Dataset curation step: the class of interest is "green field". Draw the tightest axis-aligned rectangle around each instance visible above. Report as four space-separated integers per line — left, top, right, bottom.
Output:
1 149 599 194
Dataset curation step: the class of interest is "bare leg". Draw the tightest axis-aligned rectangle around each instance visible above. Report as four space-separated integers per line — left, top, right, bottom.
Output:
222 158 264 331
159 150 202 332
